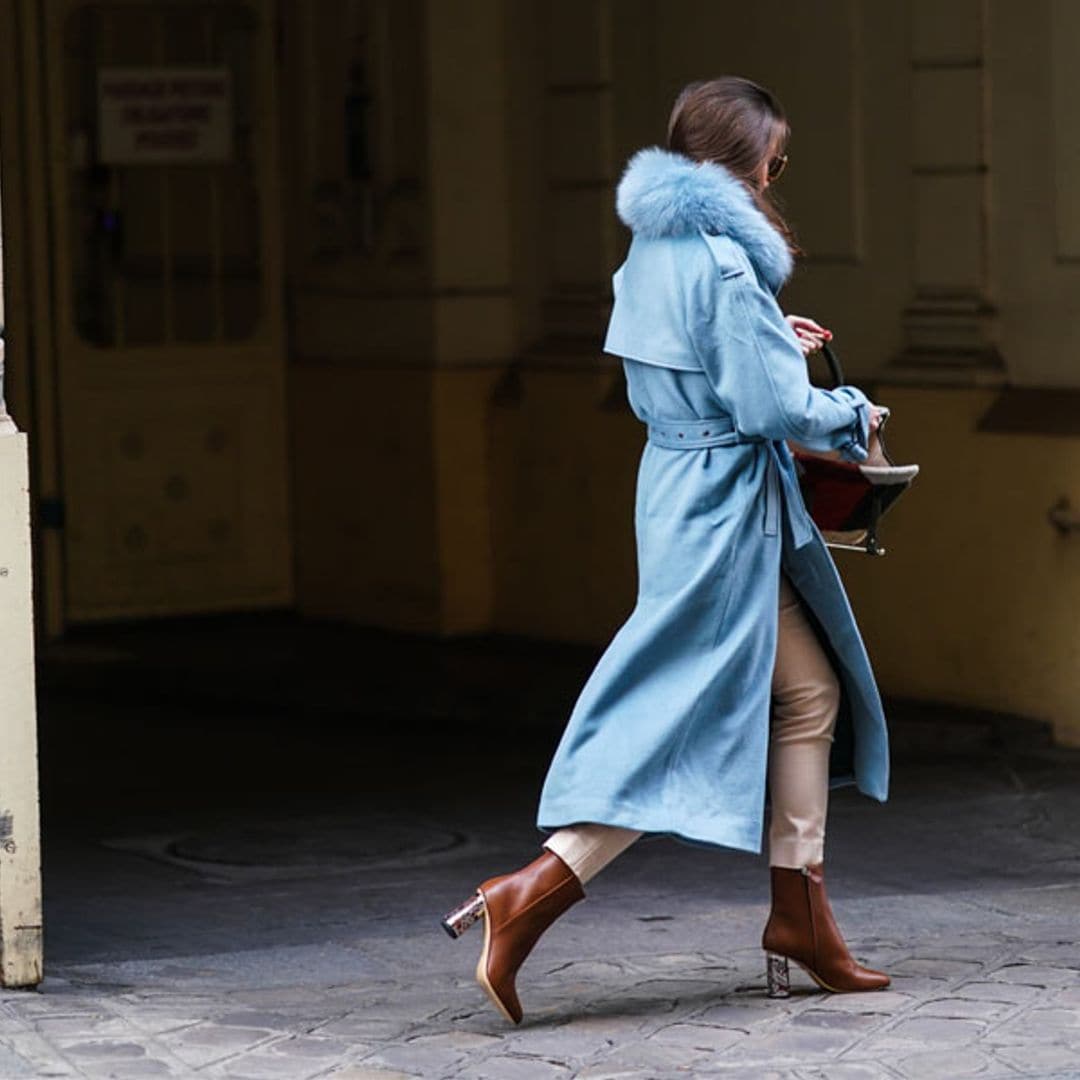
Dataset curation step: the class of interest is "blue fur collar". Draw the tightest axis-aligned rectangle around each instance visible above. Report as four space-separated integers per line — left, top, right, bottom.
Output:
615 147 794 292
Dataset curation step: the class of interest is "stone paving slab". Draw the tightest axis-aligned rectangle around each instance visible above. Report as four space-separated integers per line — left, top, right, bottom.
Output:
6 893 1080 1078
12 691 1080 1078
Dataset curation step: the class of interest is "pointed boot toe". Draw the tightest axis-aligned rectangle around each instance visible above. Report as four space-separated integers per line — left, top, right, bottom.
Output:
477 911 524 1024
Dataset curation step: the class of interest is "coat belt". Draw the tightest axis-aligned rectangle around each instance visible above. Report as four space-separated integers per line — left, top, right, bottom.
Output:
646 420 815 549
646 418 741 449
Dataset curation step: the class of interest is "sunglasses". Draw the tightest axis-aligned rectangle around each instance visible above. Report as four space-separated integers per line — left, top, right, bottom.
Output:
767 153 789 182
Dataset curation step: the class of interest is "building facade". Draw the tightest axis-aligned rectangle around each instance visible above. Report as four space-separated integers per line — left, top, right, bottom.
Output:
2 0 1080 743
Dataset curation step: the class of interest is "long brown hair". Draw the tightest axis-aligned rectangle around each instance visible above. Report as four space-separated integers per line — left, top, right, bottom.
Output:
667 77 800 257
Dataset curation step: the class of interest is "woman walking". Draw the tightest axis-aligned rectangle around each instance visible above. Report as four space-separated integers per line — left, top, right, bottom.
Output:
442 76 891 1024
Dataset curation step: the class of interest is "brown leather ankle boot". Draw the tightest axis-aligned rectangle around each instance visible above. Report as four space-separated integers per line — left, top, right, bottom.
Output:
441 850 584 1024
762 863 889 996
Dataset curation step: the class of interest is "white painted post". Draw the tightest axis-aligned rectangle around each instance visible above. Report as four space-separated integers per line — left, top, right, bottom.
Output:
0 342 18 436
0 431 41 987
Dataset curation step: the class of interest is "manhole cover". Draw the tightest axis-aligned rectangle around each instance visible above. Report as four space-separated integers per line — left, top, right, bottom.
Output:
166 815 465 870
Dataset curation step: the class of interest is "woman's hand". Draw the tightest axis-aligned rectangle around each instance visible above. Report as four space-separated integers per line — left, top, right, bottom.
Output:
785 314 833 357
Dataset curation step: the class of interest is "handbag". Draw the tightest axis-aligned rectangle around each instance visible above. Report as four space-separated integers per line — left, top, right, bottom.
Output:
791 343 919 556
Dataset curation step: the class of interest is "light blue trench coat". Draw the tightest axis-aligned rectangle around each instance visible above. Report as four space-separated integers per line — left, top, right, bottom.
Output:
537 148 890 853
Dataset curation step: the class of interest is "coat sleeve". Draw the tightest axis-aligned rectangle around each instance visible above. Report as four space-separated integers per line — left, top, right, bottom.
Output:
691 271 871 460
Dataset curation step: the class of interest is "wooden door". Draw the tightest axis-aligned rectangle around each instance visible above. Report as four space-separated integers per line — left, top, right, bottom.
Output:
43 0 291 620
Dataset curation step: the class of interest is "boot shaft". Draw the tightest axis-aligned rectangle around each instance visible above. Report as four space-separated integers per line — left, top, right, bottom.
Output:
481 850 584 936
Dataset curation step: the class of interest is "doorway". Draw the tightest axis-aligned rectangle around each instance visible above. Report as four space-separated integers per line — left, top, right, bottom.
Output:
31 0 292 625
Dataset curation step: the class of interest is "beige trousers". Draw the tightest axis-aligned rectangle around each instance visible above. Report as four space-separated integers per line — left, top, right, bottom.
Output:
544 576 839 883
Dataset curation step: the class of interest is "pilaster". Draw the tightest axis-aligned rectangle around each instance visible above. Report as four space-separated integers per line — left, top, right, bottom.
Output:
539 0 617 345
892 0 1004 383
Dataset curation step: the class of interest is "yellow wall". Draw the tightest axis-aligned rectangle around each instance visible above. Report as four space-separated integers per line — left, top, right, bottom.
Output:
279 1 1080 748
4 0 1073 744
291 365 441 632
431 367 501 635
841 387 1080 747
490 364 639 642
488 375 1080 746
290 364 506 636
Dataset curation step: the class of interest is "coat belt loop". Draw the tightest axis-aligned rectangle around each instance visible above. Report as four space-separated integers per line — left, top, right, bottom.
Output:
764 447 781 538
770 444 815 548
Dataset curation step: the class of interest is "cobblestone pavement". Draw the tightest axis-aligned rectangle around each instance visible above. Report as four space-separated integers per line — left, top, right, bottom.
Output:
7 677 1080 1078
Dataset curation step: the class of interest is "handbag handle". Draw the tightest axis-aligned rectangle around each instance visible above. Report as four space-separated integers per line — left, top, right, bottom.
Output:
820 342 845 388
818 340 894 454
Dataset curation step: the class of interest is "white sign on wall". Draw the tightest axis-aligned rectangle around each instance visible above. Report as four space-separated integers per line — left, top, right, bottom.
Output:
98 67 233 164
